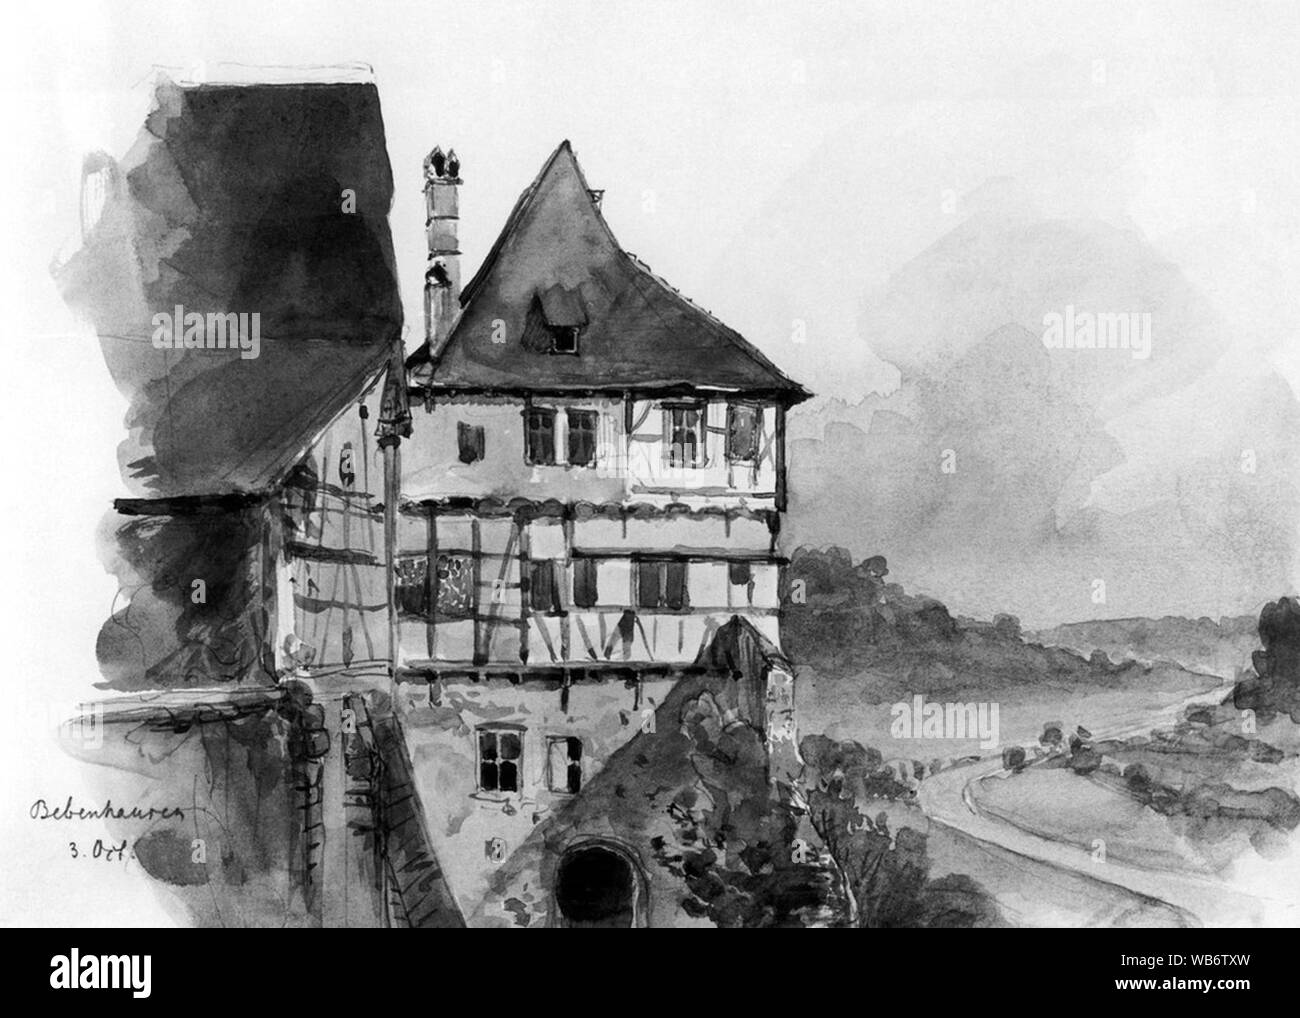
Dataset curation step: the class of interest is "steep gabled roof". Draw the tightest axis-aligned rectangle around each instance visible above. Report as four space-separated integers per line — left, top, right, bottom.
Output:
55 75 403 497
412 142 810 403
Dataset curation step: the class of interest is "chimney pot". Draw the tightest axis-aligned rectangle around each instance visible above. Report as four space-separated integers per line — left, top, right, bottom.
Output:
426 146 446 179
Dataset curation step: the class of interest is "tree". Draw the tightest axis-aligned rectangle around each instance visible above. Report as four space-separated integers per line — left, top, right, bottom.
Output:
1232 595 1300 722
796 735 1002 927
796 736 921 926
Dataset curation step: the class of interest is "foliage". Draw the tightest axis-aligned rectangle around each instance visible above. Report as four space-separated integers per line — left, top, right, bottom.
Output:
781 546 1131 697
650 693 831 927
1232 595 1300 723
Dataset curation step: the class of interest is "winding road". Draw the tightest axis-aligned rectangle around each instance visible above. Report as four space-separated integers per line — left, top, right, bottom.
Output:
917 681 1300 927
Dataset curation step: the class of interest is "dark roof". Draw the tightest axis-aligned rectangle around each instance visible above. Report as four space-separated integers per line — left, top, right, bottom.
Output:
411 142 810 404
55 75 402 497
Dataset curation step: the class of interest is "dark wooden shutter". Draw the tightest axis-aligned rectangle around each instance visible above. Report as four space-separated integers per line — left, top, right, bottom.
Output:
529 560 558 612
573 558 598 608
457 422 485 464
637 561 662 608
665 561 688 610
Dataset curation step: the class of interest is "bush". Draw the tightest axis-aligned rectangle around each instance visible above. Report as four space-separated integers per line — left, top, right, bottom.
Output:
1124 762 1151 794
1230 595 1300 722
1068 747 1102 775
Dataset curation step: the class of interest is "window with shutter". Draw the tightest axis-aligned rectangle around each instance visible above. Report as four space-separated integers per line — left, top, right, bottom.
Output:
525 407 557 465
726 404 760 462
566 409 598 466
665 404 706 468
457 421 486 464
547 736 583 794
395 556 430 618
478 727 523 793
635 559 689 610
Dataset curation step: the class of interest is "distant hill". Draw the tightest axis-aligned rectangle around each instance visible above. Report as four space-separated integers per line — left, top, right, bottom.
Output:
781 547 1207 701
1028 616 1260 682
782 548 1232 761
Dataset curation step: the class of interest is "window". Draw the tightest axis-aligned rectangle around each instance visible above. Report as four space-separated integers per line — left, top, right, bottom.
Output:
572 558 599 609
528 559 561 613
728 561 753 586
567 409 598 467
522 289 585 355
396 556 429 618
457 422 485 464
525 407 557 465
478 727 522 793
434 554 474 618
636 559 688 610
550 326 580 355
727 404 761 462
547 736 583 794
729 561 754 606
665 404 706 469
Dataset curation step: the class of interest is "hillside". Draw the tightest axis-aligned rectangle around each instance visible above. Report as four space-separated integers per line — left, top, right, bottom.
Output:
1028 615 1260 681
782 547 1229 760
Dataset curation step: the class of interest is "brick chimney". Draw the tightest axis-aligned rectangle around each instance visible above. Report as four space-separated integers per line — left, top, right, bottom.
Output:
423 146 461 350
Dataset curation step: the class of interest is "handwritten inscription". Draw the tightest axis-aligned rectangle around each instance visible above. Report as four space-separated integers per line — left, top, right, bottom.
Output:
68 839 129 862
30 797 185 822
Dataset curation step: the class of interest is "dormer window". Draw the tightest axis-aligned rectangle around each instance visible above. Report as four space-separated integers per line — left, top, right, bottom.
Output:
551 326 580 354
522 285 587 356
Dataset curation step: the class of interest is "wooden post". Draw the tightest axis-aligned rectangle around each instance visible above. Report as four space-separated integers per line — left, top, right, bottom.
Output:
471 517 485 666
774 404 788 513
380 436 400 698
426 509 437 660
560 514 574 663
518 517 530 665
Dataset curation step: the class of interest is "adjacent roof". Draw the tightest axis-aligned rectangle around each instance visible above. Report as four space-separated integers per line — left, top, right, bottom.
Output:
411 141 810 404
55 75 403 497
